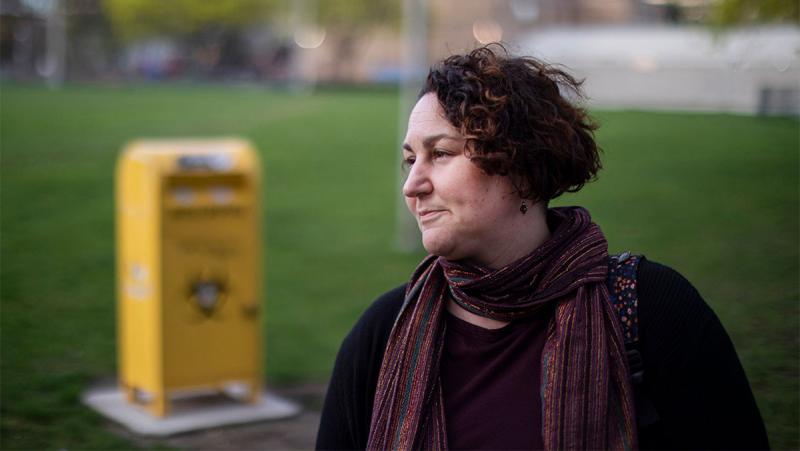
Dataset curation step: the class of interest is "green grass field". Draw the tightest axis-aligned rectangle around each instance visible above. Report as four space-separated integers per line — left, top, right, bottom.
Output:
1 84 797 449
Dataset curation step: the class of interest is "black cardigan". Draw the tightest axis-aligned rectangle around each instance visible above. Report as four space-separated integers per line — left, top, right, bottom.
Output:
317 260 769 450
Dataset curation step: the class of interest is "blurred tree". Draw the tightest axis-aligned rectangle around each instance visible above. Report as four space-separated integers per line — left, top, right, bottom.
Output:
101 0 401 81
712 0 799 26
65 0 118 79
316 0 401 82
102 0 285 79
101 0 279 42
318 0 400 28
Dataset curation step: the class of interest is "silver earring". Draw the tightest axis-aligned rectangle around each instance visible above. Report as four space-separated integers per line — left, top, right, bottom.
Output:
520 200 528 214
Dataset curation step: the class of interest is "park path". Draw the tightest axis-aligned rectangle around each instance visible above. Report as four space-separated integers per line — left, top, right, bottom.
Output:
109 384 326 450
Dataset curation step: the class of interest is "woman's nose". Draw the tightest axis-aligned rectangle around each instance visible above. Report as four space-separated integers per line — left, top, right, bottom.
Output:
402 163 432 198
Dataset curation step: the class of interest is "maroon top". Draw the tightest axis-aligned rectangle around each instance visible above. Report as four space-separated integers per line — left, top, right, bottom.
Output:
440 309 551 450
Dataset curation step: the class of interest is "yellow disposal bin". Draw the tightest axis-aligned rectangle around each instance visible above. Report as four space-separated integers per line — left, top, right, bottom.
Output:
116 138 263 417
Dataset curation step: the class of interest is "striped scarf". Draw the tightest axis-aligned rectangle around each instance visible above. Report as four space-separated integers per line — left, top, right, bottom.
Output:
367 207 638 450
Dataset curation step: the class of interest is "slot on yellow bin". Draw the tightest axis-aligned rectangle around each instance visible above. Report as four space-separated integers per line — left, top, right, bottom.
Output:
116 139 263 417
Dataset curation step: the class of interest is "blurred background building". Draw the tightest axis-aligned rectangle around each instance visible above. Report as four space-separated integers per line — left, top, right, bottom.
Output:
1 0 798 114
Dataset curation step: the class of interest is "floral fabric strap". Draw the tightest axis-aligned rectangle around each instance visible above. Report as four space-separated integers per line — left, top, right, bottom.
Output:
607 252 642 345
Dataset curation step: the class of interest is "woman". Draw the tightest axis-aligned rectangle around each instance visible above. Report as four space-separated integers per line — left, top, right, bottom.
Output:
317 45 768 450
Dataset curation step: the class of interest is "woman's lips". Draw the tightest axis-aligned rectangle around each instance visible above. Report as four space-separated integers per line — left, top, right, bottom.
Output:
418 209 446 223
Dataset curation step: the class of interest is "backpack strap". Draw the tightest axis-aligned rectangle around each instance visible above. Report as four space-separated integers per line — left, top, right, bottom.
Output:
607 252 660 428
607 252 641 344
607 252 644 382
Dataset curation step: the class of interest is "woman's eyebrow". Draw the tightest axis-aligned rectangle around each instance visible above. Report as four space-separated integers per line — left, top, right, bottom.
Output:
403 133 463 152
423 133 462 148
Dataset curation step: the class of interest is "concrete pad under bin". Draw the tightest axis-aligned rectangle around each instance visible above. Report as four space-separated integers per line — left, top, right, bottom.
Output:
82 386 302 437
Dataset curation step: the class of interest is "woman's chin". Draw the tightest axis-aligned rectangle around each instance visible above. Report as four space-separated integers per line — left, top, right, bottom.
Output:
421 231 458 260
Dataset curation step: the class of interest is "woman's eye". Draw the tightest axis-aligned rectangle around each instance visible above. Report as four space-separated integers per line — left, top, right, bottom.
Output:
432 149 450 159
402 157 415 168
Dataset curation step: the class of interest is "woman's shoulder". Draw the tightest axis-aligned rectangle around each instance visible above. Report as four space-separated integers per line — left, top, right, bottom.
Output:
358 284 407 330
633 257 744 386
340 284 407 355
317 285 408 449
637 258 705 305
631 258 770 448
635 258 717 338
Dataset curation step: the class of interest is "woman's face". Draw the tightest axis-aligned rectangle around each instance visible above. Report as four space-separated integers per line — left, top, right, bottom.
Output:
402 93 521 265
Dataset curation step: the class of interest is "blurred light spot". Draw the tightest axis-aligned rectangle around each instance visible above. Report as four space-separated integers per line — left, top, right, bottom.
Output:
294 26 326 49
224 381 253 401
473 19 503 44
631 55 658 73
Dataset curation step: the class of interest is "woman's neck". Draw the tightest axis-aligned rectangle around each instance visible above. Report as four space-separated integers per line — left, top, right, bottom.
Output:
473 203 552 270
448 204 551 330
446 301 510 329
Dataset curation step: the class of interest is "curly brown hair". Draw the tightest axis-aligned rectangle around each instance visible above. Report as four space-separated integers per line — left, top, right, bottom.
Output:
420 44 601 203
